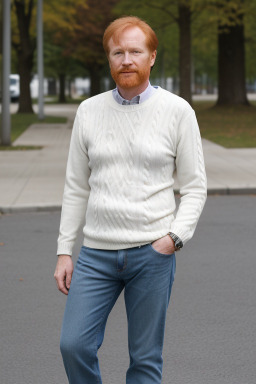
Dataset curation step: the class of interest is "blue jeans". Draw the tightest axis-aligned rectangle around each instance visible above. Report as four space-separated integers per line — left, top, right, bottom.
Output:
60 244 176 384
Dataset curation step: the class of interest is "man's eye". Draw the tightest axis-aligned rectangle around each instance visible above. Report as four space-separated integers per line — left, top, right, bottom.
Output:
114 52 122 55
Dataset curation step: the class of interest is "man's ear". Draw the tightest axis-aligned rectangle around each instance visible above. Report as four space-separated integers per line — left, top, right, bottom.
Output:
150 50 157 67
150 50 157 72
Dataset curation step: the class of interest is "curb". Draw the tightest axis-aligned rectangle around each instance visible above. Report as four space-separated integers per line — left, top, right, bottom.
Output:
206 188 256 196
0 204 61 214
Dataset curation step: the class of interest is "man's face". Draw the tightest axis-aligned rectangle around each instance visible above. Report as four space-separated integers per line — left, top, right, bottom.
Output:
108 26 156 91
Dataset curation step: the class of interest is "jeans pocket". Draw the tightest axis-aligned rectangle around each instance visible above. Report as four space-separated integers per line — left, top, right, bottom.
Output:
149 243 174 257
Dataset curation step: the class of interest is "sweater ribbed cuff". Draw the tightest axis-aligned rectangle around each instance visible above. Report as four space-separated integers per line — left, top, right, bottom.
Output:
57 241 74 257
169 225 192 246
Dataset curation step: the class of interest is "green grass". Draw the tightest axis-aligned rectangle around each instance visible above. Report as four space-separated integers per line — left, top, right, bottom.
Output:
1 100 256 149
194 100 256 148
43 96 87 104
0 145 43 151
0 113 67 150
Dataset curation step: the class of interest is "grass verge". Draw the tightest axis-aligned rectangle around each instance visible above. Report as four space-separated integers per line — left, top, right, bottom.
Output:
194 100 256 148
0 113 67 150
42 96 87 104
1 100 256 149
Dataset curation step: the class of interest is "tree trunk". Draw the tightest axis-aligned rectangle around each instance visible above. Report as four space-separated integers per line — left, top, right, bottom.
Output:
17 50 34 113
14 0 35 113
217 15 249 105
89 65 102 97
58 73 66 103
178 3 192 105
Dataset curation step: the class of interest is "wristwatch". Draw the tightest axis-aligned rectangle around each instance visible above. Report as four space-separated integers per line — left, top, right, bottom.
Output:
168 232 183 251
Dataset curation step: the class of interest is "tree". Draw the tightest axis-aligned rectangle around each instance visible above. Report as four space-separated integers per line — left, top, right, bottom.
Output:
178 1 192 103
44 0 84 102
245 1 256 87
216 0 249 105
70 0 120 96
44 0 119 98
43 38 86 102
12 0 35 113
146 0 194 103
0 1 2 55
115 0 200 104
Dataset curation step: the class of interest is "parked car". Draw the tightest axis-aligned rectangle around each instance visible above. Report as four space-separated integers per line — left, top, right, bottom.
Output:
10 74 20 102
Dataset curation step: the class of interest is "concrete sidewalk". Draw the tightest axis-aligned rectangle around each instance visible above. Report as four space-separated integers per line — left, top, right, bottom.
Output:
1 104 256 213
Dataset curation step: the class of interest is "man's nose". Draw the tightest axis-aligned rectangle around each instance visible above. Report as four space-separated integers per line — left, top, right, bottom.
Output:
122 52 132 65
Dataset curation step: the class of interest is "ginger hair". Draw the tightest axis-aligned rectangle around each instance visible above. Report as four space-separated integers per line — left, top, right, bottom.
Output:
103 16 158 56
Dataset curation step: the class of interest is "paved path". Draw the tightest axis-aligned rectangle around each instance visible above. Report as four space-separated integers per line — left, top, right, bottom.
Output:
0 105 75 213
202 139 256 193
0 104 256 213
1 196 256 384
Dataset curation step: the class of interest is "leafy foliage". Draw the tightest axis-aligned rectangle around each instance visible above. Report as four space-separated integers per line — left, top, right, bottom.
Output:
7 0 256 103
44 0 120 95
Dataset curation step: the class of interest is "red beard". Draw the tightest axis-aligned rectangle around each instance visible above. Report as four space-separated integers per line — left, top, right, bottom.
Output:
111 66 151 89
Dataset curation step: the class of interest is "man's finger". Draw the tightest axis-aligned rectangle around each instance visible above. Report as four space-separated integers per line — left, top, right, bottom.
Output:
65 272 72 290
57 277 69 295
54 254 73 295
54 273 69 295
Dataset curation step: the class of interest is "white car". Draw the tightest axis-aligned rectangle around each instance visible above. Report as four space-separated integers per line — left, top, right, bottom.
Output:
10 74 20 102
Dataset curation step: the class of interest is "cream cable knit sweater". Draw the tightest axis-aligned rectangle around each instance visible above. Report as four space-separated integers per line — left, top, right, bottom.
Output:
57 88 207 256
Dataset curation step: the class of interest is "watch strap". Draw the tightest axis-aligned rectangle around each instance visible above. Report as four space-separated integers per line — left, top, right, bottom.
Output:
168 232 183 251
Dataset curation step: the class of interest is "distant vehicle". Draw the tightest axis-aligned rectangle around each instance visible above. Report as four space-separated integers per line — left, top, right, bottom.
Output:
10 74 20 102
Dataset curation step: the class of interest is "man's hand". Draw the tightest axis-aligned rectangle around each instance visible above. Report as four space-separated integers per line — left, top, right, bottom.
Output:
54 255 74 295
151 235 176 255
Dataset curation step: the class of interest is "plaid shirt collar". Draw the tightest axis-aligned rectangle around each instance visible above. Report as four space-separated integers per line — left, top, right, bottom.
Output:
112 82 157 105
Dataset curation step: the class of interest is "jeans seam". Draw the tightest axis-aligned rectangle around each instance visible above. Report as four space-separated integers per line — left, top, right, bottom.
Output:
117 253 127 272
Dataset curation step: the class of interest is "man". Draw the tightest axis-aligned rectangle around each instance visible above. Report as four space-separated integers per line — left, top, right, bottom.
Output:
54 16 207 384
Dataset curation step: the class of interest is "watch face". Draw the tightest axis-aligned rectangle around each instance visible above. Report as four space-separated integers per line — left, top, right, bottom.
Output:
176 240 183 249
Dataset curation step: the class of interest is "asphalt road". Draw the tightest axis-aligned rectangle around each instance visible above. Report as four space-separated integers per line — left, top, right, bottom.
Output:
0 195 256 384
